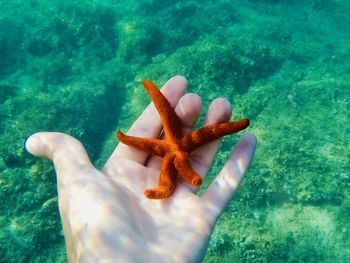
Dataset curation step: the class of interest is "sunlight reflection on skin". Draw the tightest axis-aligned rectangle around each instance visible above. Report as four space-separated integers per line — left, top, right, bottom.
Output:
24 112 256 262
220 158 245 190
202 134 255 217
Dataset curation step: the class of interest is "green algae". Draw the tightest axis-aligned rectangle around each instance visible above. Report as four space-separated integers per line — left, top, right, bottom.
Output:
0 0 349 262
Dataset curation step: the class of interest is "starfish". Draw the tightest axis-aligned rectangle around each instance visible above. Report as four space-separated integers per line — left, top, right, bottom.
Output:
116 80 250 199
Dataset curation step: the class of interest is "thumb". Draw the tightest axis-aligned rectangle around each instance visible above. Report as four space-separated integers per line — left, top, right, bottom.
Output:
25 132 93 179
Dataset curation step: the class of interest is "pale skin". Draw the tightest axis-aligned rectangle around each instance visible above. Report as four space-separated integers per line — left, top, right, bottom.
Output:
25 76 256 263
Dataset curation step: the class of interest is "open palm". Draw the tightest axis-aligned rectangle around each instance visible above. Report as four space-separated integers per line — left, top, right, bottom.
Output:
25 76 256 262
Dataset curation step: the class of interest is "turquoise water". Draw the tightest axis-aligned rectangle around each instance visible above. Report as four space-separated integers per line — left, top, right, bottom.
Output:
0 0 349 262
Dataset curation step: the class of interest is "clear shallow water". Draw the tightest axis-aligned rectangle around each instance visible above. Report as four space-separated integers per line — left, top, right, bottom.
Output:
0 0 349 262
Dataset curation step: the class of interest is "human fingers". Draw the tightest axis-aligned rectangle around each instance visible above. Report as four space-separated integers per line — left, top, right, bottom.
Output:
103 76 187 171
190 98 233 182
201 133 257 220
25 132 94 185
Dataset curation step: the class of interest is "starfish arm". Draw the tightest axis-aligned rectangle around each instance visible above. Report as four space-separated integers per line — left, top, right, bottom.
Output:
174 152 202 186
180 118 250 152
143 80 183 142
116 131 168 157
144 153 177 199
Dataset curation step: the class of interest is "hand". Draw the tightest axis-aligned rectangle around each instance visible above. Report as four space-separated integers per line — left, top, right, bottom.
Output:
25 76 256 263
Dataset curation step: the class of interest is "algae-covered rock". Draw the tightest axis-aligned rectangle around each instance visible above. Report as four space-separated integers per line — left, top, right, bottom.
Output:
1 0 350 262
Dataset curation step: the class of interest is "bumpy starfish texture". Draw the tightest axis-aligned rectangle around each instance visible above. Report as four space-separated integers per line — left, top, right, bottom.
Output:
117 80 250 199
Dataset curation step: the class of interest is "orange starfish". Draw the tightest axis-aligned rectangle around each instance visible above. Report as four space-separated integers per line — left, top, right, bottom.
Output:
116 80 250 199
